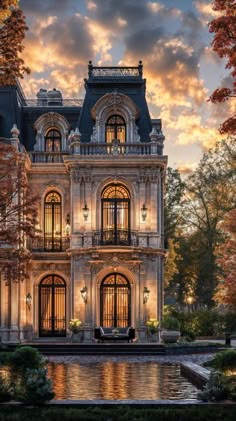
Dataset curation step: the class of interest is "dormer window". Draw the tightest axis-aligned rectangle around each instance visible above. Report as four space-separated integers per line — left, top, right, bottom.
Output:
45 129 61 152
105 115 126 143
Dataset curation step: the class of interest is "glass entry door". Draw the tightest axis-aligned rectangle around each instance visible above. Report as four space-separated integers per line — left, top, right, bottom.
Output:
101 184 130 245
100 273 131 328
39 275 66 337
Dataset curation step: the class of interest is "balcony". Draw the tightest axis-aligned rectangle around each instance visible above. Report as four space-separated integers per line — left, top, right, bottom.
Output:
30 152 69 163
93 230 138 247
27 236 70 252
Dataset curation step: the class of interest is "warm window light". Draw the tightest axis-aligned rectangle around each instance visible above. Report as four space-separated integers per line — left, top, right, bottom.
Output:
143 286 150 304
26 292 32 310
65 213 71 237
141 204 148 222
83 204 89 221
80 286 88 304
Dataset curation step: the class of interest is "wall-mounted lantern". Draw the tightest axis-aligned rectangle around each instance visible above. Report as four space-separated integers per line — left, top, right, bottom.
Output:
65 213 71 237
26 292 32 310
80 286 88 303
143 286 150 304
141 204 148 222
82 204 89 221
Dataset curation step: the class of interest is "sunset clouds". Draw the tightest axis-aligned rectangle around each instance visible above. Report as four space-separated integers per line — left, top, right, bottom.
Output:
19 0 229 171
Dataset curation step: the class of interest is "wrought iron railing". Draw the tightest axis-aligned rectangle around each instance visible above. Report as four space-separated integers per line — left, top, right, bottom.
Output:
24 99 84 107
27 236 70 252
93 230 138 246
29 152 69 163
88 62 143 78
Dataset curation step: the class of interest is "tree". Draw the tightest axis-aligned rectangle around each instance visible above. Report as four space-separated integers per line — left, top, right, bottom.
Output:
0 1 19 24
164 167 185 246
0 139 38 283
0 3 30 86
208 0 236 135
214 209 236 309
181 138 236 306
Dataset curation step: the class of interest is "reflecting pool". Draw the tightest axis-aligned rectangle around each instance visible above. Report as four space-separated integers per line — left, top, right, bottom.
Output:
47 361 199 400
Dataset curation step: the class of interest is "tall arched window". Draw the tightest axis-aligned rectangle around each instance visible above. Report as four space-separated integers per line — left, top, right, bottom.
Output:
45 129 61 152
105 115 126 143
44 191 62 251
101 184 130 245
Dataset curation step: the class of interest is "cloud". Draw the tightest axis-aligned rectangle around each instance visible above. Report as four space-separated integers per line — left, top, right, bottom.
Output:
176 161 197 176
18 0 230 164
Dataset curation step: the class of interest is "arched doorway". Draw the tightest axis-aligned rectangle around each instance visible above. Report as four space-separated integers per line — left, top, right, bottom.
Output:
39 275 66 337
100 273 131 327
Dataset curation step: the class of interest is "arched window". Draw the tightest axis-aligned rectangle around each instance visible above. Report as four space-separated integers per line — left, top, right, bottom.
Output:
100 273 131 327
45 129 61 152
39 275 66 337
101 184 130 245
105 115 126 143
44 191 62 251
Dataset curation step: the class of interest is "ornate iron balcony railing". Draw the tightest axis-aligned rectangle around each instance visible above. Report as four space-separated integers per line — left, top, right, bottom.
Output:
29 152 69 163
23 99 84 107
93 229 138 247
27 236 70 252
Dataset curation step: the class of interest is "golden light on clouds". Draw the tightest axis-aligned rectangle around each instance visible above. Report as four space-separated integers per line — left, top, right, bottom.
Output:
19 0 230 170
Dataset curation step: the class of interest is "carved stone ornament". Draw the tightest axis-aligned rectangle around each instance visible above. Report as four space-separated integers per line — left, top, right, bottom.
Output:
137 167 160 183
105 90 123 110
88 253 142 274
90 125 97 142
31 262 71 278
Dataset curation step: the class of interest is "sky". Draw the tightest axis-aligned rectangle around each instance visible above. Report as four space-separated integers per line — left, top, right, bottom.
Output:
19 0 232 172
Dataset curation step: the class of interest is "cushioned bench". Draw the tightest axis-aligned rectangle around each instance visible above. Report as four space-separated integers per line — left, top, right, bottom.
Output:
94 327 135 343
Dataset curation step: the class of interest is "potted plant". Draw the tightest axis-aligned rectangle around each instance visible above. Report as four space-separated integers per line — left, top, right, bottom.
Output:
146 318 159 342
160 316 180 343
69 319 83 342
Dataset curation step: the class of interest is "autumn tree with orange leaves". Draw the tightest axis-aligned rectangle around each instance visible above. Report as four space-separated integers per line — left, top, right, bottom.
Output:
0 139 38 283
214 209 236 309
208 0 236 135
0 0 30 85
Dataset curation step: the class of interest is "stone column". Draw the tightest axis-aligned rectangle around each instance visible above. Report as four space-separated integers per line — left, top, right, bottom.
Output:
0 276 10 343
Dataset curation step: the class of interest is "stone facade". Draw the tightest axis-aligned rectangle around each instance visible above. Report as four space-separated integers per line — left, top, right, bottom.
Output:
0 63 167 343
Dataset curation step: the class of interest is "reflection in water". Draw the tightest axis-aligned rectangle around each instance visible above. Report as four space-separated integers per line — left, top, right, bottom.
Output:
47 362 199 400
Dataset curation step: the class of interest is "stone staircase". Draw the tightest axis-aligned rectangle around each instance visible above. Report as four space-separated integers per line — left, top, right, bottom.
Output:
5 342 166 356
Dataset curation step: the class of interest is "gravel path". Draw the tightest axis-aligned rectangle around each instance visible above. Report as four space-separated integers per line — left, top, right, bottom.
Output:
47 353 214 365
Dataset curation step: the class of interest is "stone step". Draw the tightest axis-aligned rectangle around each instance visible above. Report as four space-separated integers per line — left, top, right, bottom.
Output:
5 343 166 355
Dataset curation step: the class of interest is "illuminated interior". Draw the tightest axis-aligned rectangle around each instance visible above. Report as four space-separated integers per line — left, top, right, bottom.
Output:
45 128 61 152
44 191 62 250
39 275 66 337
101 184 130 245
100 273 131 328
105 115 126 143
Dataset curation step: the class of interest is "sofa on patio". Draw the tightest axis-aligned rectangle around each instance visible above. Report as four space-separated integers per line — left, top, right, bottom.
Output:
94 326 135 343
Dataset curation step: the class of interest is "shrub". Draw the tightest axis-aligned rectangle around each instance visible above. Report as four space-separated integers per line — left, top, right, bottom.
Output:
161 316 180 330
211 350 236 373
15 368 54 404
0 374 11 402
180 328 196 342
197 371 229 402
6 346 45 378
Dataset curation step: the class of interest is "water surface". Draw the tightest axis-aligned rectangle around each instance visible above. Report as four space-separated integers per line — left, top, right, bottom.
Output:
47 361 199 400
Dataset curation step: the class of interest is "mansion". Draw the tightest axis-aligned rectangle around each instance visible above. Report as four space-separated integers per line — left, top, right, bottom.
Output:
0 62 167 343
